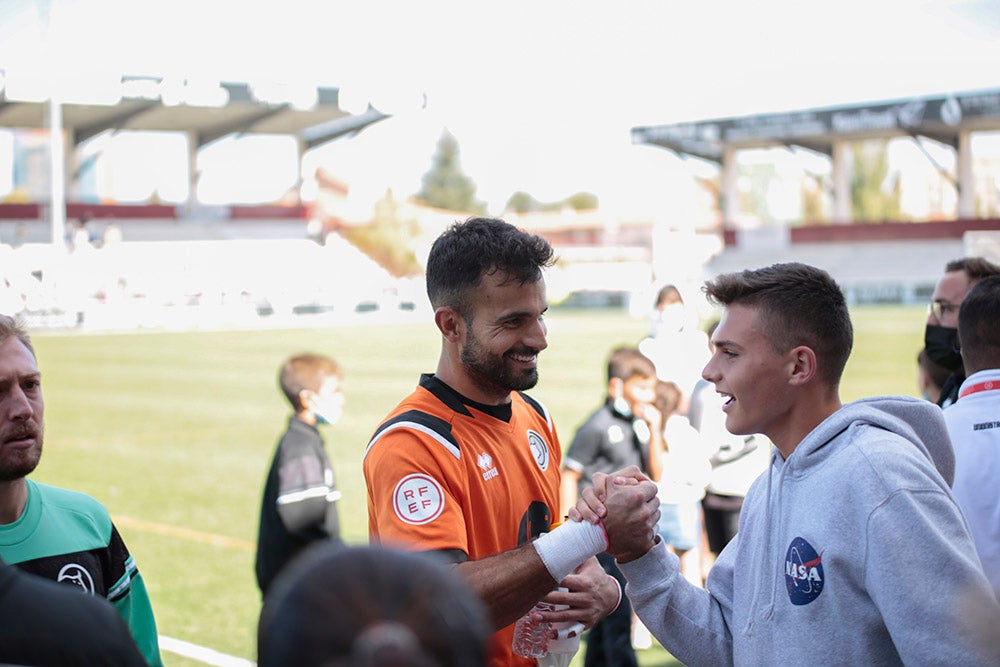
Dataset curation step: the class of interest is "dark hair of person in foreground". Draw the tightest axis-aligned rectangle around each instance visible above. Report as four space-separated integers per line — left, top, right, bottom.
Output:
258 543 492 667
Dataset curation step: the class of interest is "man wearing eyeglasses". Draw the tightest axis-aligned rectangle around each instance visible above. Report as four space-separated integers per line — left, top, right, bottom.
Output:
925 257 1000 408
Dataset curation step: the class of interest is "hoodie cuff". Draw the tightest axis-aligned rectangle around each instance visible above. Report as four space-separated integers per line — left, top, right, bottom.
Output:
617 538 678 591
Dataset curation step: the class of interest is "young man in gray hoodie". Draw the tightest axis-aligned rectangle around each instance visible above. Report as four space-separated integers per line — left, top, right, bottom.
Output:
568 262 1000 666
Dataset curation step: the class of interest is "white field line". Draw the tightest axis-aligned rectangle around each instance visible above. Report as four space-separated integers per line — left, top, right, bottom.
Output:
159 635 255 667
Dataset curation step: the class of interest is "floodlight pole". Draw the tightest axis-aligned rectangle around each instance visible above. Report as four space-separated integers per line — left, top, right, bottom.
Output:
48 95 66 245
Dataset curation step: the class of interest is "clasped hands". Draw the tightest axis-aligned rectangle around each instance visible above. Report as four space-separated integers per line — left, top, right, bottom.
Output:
569 465 660 563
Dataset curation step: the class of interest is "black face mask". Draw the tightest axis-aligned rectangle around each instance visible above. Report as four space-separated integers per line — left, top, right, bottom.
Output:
924 324 963 372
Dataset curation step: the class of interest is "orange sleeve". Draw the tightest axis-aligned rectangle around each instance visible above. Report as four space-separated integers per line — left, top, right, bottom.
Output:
364 426 470 556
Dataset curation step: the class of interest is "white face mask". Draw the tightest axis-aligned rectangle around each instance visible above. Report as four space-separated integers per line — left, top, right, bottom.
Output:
308 377 344 426
612 394 633 418
652 303 686 336
310 394 343 425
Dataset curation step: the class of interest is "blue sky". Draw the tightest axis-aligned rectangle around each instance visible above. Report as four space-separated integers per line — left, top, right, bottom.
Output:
2 0 999 214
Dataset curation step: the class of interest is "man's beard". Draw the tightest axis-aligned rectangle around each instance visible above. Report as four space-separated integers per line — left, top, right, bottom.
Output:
461 329 539 395
0 424 43 482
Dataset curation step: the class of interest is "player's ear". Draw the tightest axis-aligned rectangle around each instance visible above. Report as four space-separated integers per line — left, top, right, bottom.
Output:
787 345 817 386
298 389 316 414
435 306 462 342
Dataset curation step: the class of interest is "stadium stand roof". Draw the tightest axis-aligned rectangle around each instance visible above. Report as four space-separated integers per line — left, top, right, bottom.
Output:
632 87 1000 224
631 87 1000 162
0 73 389 149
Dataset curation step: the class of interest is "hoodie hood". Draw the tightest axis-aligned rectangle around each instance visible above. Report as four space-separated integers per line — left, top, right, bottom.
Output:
786 395 954 486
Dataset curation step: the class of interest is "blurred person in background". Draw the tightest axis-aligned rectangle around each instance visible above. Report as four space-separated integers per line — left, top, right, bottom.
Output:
364 218 618 667
639 284 710 410
0 313 162 666
944 274 1000 598
649 380 711 587
916 347 951 404
560 346 662 662
258 543 491 667
925 257 1000 407
256 352 345 596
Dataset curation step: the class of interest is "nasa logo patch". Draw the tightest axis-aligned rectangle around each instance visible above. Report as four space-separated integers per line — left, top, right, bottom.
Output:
392 473 445 525
784 536 824 605
527 430 549 471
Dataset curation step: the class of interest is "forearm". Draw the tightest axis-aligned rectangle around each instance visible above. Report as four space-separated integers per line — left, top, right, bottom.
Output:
621 543 734 667
455 520 609 630
455 543 557 630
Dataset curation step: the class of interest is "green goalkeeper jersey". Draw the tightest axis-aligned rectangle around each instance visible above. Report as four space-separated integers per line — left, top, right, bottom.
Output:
0 479 162 667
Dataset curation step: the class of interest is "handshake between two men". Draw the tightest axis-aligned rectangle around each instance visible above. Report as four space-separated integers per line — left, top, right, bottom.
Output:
568 465 661 564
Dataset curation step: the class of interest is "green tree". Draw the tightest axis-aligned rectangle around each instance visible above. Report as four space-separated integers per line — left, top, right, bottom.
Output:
503 190 598 213
341 189 424 278
417 130 486 214
565 192 598 211
505 191 539 214
851 140 902 222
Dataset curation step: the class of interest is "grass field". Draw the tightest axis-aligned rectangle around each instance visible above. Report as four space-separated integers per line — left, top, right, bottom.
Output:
30 305 929 666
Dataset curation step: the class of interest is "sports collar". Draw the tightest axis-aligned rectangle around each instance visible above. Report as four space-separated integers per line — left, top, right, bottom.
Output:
959 379 1000 400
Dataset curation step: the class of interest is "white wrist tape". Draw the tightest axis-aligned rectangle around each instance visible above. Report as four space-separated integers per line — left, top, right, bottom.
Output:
532 520 609 583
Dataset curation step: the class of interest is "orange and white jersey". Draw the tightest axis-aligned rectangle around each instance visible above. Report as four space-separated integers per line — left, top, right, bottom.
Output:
365 374 561 558
364 374 561 667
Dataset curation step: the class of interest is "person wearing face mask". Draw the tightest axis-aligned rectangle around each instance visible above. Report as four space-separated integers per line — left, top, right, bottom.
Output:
924 257 1000 408
639 284 710 410
560 346 662 665
255 352 346 596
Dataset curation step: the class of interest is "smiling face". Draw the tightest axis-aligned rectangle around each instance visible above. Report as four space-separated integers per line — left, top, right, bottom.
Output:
456 271 549 403
0 336 44 482
702 303 796 444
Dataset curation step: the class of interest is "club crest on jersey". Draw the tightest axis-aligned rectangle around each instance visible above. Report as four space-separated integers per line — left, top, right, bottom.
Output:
527 429 549 471
785 536 824 605
478 452 499 481
58 563 96 594
393 473 445 525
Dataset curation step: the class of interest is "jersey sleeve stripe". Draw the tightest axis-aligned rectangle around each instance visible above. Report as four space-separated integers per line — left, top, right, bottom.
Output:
519 392 553 431
107 555 137 602
365 410 461 461
276 485 333 505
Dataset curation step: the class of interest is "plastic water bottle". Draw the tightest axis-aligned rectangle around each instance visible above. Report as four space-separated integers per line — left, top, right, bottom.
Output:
511 599 556 659
537 592 582 667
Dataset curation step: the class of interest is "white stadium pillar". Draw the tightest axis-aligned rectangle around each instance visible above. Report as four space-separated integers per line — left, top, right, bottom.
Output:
956 130 975 219
832 140 851 223
186 130 198 216
721 146 738 228
47 98 66 245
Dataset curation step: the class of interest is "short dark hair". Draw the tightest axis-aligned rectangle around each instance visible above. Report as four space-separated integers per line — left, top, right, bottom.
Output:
425 217 555 315
279 353 340 410
258 544 490 667
703 262 853 387
943 256 1000 281
607 346 656 383
0 314 35 359
958 274 1000 374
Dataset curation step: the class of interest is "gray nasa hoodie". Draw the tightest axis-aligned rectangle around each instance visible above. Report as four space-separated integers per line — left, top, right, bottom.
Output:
620 396 1000 666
